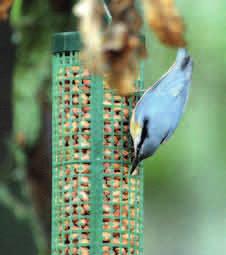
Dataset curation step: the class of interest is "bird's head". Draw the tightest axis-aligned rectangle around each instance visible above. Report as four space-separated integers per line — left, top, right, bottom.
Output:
130 111 150 175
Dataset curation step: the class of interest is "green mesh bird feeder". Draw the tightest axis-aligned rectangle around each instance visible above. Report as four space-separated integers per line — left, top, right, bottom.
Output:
52 32 144 255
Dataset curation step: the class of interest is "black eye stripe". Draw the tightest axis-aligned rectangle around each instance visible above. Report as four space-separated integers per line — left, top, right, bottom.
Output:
136 119 149 156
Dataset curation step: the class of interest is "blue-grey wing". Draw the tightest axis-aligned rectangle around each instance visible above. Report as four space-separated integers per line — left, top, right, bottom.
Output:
134 47 192 144
160 86 190 144
135 80 190 144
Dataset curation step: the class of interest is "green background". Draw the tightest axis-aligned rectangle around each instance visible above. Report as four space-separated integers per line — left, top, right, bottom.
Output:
143 1 226 254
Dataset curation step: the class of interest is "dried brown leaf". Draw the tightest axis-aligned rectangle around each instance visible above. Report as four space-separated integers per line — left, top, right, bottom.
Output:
103 23 142 95
0 0 13 20
73 0 105 73
105 0 147 95
143 0 186 47
109 0 133 18
74 0 146 95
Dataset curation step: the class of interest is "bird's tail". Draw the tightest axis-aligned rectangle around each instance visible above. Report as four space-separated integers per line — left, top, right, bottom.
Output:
176 48 189 62
176 48 193 71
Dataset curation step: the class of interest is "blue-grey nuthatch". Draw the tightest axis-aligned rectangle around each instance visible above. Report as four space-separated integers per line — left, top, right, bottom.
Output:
130 48 193 175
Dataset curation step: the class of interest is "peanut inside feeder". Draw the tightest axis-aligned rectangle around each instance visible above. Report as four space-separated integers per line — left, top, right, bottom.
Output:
52 32 144 255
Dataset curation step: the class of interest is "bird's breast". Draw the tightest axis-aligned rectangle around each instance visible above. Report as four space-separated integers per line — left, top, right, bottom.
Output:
130 111 142 140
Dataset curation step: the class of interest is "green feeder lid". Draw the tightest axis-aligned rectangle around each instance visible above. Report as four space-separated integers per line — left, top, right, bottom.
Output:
52 32 83 53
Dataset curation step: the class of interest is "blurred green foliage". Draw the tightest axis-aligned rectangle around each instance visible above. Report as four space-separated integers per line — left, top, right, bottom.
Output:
1 1 75 255
0 0 225 254
11 0 73 148
143 1 226 254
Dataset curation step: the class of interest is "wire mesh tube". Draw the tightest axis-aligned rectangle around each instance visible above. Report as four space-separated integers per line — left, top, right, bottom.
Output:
52 32 144 255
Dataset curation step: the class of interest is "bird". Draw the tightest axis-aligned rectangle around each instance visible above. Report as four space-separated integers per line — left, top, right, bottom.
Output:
130 48 193 175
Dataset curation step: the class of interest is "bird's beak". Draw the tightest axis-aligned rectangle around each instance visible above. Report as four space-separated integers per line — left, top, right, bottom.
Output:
130 157 140 176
